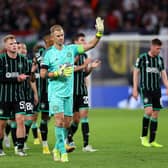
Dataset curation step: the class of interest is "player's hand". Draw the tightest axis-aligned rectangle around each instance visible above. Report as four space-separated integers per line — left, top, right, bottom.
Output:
17 74 28 82
84 58 92 67
35 52 42 64
54 64 73 77
132 88 138 100
91 59 101 68
95 17 104 38
34 47 45 64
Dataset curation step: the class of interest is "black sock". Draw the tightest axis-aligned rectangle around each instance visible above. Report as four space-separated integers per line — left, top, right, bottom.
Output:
40 121 48 141
5 123 11 135
17 138 25 150
32 128 38 139
142 114 150 137
149 118 158 143
81 122 89 147
0 138 3 150
25 125 31 143
11 128 17 147
67 122 78 143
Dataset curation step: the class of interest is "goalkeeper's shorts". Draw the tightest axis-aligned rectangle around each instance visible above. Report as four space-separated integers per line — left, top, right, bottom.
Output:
49 96 73 117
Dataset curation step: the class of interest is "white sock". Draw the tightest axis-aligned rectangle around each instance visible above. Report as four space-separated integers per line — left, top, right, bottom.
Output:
42 141 48 147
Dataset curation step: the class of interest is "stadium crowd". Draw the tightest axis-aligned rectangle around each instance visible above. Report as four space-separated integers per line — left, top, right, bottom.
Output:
0 0 168 39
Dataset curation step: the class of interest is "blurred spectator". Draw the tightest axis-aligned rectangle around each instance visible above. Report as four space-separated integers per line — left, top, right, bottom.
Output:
0 0 168 38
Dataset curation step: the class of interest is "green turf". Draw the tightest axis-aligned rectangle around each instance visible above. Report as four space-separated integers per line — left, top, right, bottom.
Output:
1 108 168 168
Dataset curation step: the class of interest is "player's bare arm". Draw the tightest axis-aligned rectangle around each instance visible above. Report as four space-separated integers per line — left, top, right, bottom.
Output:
74 58 92 72
40 68 48 79
161 70 168 95
133 68 139 100
85 59 101 76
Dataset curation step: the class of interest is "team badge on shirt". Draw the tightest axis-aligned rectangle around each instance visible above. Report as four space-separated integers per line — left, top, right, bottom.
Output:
53 105 58 111
0 109 3 115
41 103 45 109
67 52 72 57
18 62 23 69
158 59 162 66
144 97 148 103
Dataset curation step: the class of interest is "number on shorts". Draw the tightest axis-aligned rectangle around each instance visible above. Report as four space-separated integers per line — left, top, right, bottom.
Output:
26 102 33 111
19 101 25 110
83 96 88 104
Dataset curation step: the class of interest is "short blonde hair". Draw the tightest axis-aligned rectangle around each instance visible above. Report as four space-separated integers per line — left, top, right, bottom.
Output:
50 25 63 33
3 34 16 43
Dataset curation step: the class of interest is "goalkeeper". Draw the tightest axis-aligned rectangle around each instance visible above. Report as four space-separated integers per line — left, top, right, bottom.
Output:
40 17 104 162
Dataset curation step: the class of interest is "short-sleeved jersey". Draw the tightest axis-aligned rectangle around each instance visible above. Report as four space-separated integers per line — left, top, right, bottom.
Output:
0 53 30 102
74 53 88 95
134 52 165 91
41 44 83 100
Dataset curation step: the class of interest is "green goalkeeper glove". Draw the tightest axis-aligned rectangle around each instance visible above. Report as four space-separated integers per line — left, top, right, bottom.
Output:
53 64 73 77
95 17 104 38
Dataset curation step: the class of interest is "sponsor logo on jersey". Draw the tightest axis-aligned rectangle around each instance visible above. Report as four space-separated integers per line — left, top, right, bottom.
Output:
6 72 19 78
146 67 159 73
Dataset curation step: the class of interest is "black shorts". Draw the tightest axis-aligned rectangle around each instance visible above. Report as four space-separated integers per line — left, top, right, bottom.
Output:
33 103 39 112
0 101 26 120
38 101 49 113
73 95 89 112
140 89 162 110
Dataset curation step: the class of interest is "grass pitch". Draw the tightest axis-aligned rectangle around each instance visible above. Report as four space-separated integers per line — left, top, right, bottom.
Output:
1 108 168 168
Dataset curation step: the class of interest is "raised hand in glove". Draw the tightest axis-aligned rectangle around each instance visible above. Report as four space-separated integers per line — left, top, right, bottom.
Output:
95 17 104 38
34 47 45 64
53 64 73 77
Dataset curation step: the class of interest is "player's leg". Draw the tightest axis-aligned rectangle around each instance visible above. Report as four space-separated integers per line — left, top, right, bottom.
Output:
80 108 97 152
149 92 162 147
31 120 40 144
5 121 11 136
31 104 41 145
40 111 50 154
149 110 163 147
67 95 79 145
139 90 152 147
67 111 79 144
24 116 33 149
64 96 76 153
140 106 152 147
0 120 7 156
4 120 11 148
50 98 67 162
15 101 27 156
10 120 17 153
31 117 39 143
24 101 36 149
0 103 14 155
